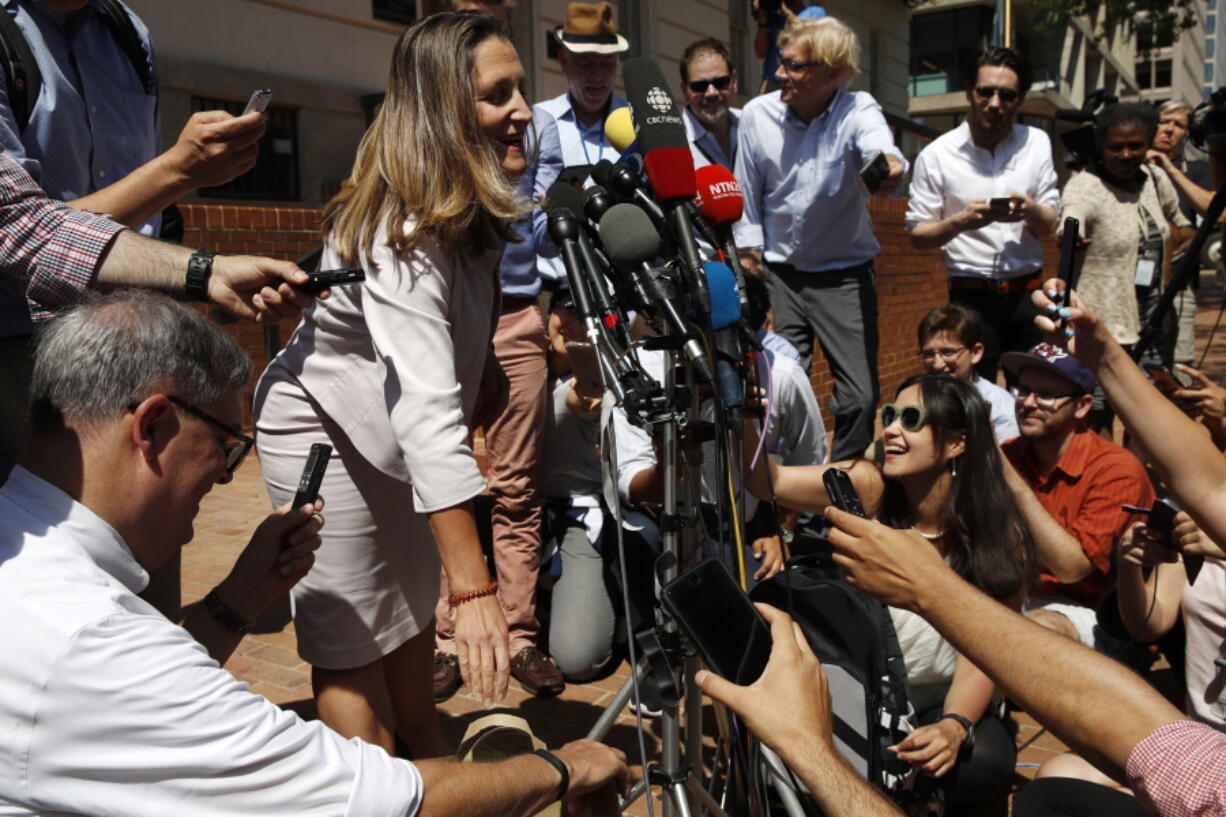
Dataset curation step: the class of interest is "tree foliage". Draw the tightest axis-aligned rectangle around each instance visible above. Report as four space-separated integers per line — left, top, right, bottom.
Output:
1027 0 1199 52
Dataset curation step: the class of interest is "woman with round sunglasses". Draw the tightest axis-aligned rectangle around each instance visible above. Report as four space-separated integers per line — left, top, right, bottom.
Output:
748 373 1035 811
253 12 533 757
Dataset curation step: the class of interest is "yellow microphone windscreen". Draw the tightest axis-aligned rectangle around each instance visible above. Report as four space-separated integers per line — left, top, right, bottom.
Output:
605 107 637 153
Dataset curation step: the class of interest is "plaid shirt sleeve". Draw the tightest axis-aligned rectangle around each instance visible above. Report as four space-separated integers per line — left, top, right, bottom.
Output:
1126 720 1226 817
0 151 125 321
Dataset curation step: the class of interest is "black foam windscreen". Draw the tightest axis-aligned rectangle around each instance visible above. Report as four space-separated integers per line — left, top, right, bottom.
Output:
598 203 661 268
545 181 585 220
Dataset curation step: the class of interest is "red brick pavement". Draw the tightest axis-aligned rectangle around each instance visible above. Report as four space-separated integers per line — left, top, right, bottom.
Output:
181 271 1226 813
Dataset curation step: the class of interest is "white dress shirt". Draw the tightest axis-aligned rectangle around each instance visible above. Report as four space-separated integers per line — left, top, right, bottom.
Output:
905 122 1059 280
683 106 740 171
733 90 906 272
0 467 422 816
972 373 1020 442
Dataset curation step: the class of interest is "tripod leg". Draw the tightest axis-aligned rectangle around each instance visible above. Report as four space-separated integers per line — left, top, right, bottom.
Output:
683 774 732 817
587 659 650 742
760 743 809 817
684 654 704 774
665 780 695 817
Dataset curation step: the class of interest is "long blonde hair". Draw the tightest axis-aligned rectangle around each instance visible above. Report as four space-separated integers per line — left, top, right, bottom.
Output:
324 12 528 263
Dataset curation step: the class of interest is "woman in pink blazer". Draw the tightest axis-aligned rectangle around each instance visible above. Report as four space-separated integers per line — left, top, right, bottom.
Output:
254 12 533 756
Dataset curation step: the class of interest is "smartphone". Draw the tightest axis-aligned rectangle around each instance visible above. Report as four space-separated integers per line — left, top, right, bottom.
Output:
823 468 867 518
858 151 889 194
661 558 772 685
1056 217 1080 296
242 89 273 116
292 443 331 510
1143 363 1193 391
1123 498 1203 584
558 164 595 187
985 193 1015 213
565 341 604 399
298 268 365 293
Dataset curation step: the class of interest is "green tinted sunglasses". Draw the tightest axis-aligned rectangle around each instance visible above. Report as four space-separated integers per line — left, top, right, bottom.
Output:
879 403 929 432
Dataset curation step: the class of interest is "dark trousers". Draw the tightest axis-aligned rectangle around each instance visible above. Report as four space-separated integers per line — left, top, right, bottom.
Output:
1013 777 1149 816
766 261 879 461
949 285 1042 383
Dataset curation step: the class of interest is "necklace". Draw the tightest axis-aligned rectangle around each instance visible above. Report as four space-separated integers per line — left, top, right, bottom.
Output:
910 526 945 540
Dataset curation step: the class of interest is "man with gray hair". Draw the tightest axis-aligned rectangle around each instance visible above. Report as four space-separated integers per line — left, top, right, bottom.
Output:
1146 98 1218 366
0 290 628 815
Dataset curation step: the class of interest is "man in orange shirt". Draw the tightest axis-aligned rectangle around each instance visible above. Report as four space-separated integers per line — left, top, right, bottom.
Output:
999 344 1154 647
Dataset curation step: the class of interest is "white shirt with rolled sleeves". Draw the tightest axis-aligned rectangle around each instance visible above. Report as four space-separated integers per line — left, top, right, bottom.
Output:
732 90 906 271
0 467 423 816
905 121 1059 280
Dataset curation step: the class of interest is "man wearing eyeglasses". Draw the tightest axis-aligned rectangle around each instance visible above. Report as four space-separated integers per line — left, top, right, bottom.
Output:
733 15 906 462
0 289 631 816
679 38 740 170
906 47 1059 383
997 344 1154 649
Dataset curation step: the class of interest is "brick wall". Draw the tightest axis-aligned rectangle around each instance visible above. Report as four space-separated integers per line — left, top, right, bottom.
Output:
186 202 1053 425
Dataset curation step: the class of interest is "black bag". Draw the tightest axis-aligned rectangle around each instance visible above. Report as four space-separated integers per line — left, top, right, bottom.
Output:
750 552 931 811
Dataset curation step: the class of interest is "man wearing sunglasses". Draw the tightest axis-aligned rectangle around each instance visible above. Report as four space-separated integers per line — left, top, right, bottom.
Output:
906 47 1059 382
998 344 1154 650
0 289 631 816
679 38 740 170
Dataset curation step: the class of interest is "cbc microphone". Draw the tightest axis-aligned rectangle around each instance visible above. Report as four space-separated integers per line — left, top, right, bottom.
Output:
598 203 713 383
622 58 710 315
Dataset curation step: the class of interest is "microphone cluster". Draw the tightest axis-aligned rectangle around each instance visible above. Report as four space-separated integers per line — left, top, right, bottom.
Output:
543 57 759 430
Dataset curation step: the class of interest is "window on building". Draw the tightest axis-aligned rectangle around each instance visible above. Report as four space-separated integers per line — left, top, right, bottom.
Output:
1136 60 1153 88
372 0 416 25
617 0 644 59
1208 39 1216 58
1208 62 1216 82
909 7 993 96
1154 58 1172 87
1207 13 1216 33
192 96 300 201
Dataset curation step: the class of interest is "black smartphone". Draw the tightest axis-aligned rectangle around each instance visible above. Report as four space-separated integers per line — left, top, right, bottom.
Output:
292 443 331 510
242 89 273 115
299 268 365 293
1123 498 1203 584
661 558 772 685
558 164 595 187
823 468 867 518
858 151 889 194
1056 217 1081 297
989 196 1016 215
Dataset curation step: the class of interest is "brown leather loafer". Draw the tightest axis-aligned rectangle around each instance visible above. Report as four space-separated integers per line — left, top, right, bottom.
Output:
509 646 565 696
433 651 461 702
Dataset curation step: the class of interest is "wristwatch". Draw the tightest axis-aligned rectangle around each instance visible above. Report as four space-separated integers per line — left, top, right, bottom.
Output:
939 712 975 751
185 249 215 303
203 587 254 636
778 527 795 546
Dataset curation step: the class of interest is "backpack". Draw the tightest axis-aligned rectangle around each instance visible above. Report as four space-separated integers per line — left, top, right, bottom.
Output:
750 552 935 813
0 0 155 134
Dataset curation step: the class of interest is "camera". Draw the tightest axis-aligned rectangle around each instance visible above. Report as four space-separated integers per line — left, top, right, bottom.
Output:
1055 88 1117 167
1189 86 1226 150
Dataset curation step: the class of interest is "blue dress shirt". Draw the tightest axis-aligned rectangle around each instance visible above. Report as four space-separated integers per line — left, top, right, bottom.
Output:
683 106 739 171
500 112 563 298
0 0 157 334
733 90 906 272
532 92 628 285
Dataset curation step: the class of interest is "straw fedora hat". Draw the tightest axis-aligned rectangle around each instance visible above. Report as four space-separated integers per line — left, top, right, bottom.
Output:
552 2 629 55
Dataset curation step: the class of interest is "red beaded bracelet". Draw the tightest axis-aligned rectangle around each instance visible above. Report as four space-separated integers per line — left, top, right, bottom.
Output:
448 580 498 607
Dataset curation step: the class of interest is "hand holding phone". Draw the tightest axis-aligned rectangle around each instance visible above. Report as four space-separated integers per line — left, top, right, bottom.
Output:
1143 363 1194 393
989 197 1015 216
1123 498 1203 583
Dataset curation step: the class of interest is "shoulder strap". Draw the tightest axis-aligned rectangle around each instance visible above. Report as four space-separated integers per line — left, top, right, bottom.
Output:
0 8 41 133
95 0 154 95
